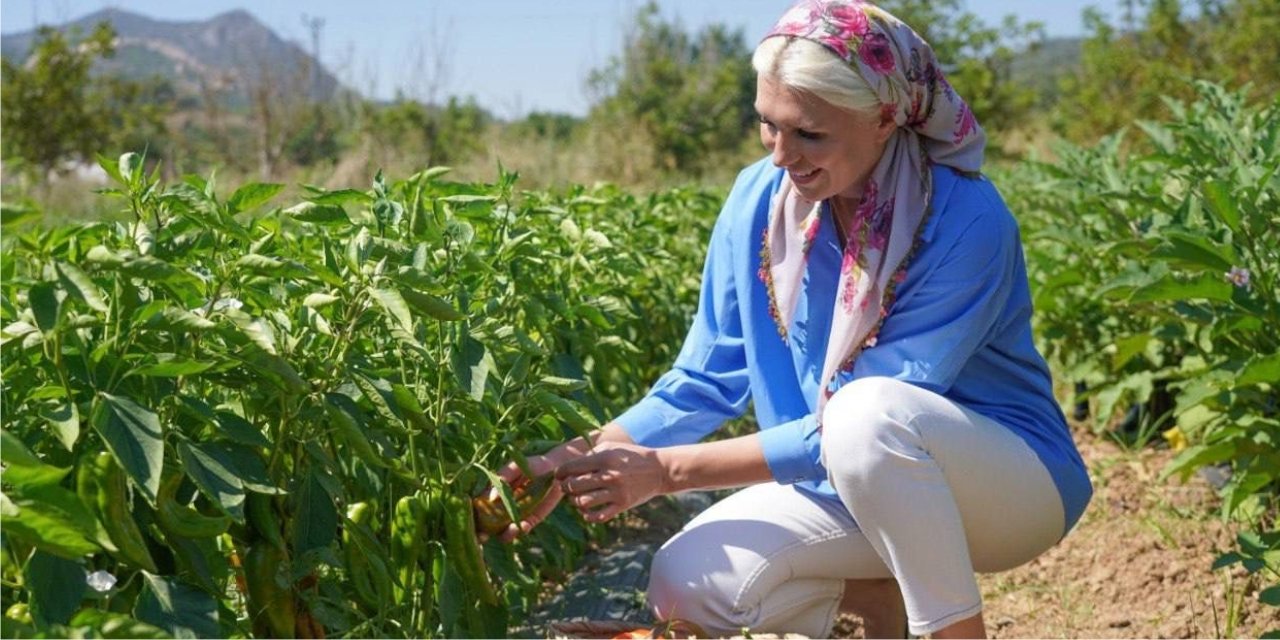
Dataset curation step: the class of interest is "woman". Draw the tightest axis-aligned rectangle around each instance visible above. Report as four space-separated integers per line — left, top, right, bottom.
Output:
497 1 1092 637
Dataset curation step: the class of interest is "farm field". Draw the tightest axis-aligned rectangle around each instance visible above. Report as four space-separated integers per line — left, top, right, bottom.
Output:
2 6 1277 631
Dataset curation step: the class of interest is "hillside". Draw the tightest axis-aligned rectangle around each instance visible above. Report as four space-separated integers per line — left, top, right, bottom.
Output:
0 8 342 105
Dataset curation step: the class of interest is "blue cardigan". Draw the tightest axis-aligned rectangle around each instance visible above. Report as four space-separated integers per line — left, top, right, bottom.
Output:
615 157 1092 534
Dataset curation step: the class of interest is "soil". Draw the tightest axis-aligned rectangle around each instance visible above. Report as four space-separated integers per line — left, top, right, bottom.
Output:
587 427 1277 639
835 427 1277 638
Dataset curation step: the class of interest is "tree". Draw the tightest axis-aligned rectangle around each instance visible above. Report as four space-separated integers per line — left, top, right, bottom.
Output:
1 23 115 179
1 22 173 182
1052 0 1279 143
364 96 491 168
877 0 1045 136
587 2 756 176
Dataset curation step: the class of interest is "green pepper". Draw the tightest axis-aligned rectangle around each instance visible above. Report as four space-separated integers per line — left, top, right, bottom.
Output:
244 543 297 638
84 452 158 572
247 492 286 551
155 471 231 539
343 501 392 611
442 492 498 606
390 495 426 604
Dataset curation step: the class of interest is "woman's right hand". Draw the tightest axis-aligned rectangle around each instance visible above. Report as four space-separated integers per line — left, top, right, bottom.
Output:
487 422 636 543
491 453 564 543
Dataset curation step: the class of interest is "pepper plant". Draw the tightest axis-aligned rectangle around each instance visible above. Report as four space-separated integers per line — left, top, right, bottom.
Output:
0 155 717 638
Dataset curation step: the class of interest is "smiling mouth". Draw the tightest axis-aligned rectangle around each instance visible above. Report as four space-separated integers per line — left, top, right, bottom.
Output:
790 168 819 184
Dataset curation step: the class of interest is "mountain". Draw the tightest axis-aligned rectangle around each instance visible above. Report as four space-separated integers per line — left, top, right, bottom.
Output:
1011 36 1085 100
0 8 343 104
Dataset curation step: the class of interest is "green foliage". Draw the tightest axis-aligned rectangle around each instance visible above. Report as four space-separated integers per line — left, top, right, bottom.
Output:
0 156 719 637
587 2 756 176
367 96 492 168
1001 82 1278 632
879 0 1045 137
509 111 582 143
1 23 115 178
0 23 172 180
1054 0 1280 142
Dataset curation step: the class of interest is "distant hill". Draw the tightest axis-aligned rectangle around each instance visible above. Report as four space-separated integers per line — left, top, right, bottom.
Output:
1011 36 1085 101
1 8 343 105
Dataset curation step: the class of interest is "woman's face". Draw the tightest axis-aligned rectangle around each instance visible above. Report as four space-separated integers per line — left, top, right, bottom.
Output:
755 74 894 202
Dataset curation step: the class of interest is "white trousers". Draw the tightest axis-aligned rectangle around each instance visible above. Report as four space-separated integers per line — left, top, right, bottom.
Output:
647 377 1066 637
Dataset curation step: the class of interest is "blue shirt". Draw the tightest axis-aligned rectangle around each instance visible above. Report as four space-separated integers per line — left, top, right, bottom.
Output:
615 157 1092 534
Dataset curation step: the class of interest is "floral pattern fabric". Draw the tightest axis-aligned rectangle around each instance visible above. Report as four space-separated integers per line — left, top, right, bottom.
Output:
759 0 987 426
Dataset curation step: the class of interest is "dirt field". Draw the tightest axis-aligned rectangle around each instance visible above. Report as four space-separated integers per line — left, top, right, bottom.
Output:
830 429 1276 638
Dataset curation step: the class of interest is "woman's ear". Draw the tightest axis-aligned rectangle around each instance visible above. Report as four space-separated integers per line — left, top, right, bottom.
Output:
875 106 897 144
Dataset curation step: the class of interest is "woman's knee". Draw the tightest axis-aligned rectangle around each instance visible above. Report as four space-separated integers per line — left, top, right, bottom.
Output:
647 535 738 629
821 377 926 481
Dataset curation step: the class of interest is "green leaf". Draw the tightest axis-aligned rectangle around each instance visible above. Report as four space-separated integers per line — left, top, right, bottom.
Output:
55 262 109 313
92 394 164 505
440 194 498 205
132 573 220 639
1163 442 1236 482
291 471 336 555
121 256 188 284
352 373 401 427
1 201 39 227
1236 352 1280 388
285 202 350 224
132 357 215 378
438 563 465 637
369 287 414 333
1211 551 1243 570
25 550 86 628
235 253 284 272
307 188 372 206
246 255 312 279
302 293 339 308
391 383 433 432
540 376 588 392
1150 232 1235 272
39 399 80 451
399 287 463 321
1 430 69 486
240 350 308 395
29 282 62 334
223 310 277 354
177 441 246 523
66 610 169 639
140 305 217 332
451 334 493 401
205 443 281 494
325 393 387 469
85 245 126 268
531 389 597 438
1260 585 1280 607
1130 273 1233 303
346 227 373 271
1 487 100 558
1202 181 1241 233
1111 333 1153 371
227 182 284 214
212 410 272 448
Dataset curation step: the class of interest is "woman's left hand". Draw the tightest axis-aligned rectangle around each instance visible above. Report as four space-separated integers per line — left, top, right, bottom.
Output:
554 442 670 522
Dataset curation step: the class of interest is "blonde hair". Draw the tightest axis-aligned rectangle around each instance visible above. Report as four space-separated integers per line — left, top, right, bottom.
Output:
752 36 882 114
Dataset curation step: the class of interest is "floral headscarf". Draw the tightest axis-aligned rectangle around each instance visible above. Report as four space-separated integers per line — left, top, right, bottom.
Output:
758 0 986 425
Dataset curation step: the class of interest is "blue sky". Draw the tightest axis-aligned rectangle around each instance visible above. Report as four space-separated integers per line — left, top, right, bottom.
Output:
1 1 1121 117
